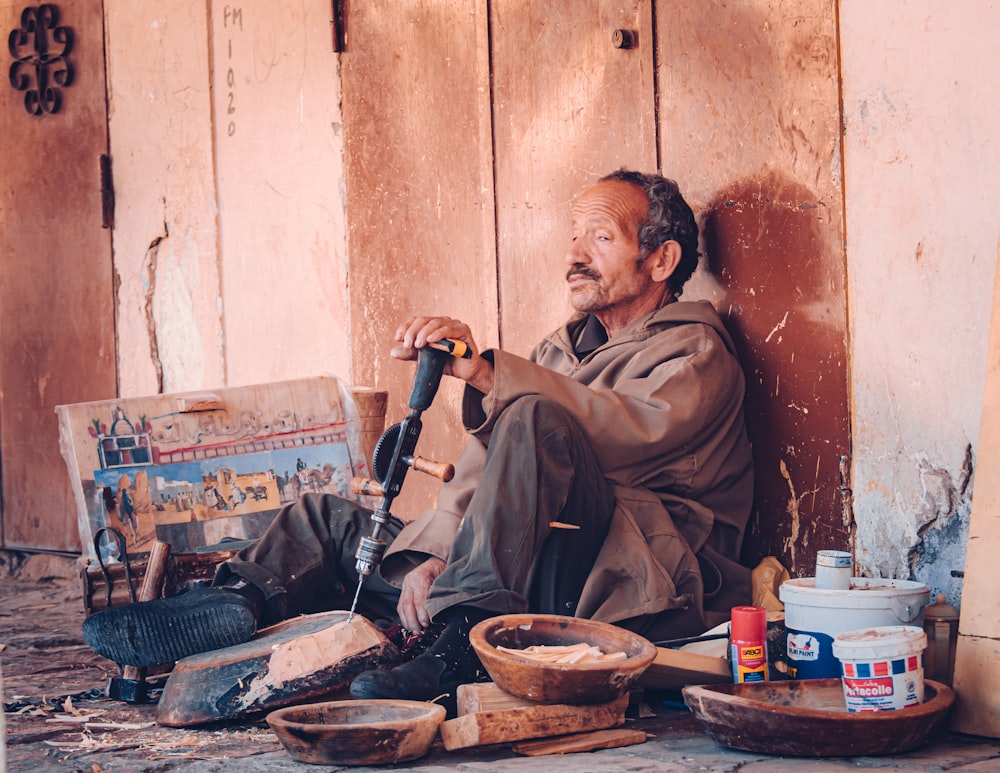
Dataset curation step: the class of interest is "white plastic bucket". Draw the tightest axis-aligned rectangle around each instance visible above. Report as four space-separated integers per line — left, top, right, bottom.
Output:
832 625 927 711
779 577 929 679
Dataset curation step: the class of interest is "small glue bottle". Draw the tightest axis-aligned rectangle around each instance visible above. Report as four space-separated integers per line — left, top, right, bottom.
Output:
730 605 768 683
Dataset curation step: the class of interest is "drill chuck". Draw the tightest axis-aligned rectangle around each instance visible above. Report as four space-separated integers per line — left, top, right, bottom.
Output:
355 535 387 577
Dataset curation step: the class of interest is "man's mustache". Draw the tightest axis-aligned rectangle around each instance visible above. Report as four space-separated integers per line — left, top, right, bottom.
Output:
567 265 602 282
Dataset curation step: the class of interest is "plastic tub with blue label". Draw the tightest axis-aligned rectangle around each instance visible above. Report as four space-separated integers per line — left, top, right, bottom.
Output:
779 577 929 679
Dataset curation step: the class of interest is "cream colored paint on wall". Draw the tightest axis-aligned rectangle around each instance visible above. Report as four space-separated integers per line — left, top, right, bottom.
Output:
841 2 1000 593
211 1 350 388
950 234 1000 736
105 2 224 396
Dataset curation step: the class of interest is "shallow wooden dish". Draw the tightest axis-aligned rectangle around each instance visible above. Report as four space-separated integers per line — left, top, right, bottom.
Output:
267 699 445 766
682 678 955 756
470 614 656 705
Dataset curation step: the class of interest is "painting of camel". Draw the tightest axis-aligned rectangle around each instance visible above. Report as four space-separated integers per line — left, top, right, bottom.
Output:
57 377 380 559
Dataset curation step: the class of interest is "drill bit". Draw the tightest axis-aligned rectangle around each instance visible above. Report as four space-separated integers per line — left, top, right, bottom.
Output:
347 577 364 621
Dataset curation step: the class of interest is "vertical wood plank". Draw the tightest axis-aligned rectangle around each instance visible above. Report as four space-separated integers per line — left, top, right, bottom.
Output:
341 0 499 514
211 0 351 388
104 1 224 396
0 0 117 551
491 0 657 356
656 0 849 574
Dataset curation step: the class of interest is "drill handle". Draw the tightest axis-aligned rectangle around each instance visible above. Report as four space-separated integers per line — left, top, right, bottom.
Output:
350 455 454 498
408 345 450 412
411 456 455 481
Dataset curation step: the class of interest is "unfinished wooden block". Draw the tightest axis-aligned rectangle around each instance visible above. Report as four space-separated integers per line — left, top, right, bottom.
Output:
637 646 732 690
457 681 630 716
439 699 624 751
156 611 398 727
457 682 537 715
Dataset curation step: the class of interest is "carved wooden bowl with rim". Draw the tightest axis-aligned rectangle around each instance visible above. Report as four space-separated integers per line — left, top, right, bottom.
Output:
682 678 956 756
267 699 446 766
469 613 657 705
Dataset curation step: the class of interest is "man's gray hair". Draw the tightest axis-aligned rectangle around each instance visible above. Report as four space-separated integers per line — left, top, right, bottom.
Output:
600 169 701 296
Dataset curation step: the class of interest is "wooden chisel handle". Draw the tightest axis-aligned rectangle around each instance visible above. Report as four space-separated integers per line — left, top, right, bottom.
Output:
121 541 171 681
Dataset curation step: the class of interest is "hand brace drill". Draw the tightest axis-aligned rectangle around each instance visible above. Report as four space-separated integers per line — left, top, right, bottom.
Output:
347 339 470 619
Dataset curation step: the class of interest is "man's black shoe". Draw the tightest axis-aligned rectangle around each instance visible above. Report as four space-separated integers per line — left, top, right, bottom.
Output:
349 611 488 712
82 586 258 667
349 651 463 703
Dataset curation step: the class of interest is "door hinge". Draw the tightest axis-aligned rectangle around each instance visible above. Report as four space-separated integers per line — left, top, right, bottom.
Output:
100 153 115 229
331 0 346 53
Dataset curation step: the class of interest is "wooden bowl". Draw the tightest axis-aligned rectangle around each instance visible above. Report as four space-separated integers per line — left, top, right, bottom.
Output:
682 678 955 756
469 614 656 705
266 699 445 765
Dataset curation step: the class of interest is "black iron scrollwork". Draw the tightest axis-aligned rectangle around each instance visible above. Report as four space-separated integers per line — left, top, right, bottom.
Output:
8 4 73 115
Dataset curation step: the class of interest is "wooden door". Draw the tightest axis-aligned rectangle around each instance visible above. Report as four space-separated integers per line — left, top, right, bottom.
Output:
342 1 657 516
341 0 851 581
212 1 351 389
0 0 117 551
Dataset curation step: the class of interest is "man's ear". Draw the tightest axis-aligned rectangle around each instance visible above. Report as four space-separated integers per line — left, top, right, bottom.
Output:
648 240 683 283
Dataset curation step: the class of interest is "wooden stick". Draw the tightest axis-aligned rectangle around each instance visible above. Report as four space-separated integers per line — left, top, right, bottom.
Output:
513 728 648 756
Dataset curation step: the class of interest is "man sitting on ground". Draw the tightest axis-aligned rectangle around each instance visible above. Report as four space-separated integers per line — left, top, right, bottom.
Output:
83 169 754 705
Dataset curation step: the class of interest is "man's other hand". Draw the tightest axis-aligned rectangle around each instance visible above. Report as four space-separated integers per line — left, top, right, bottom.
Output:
397 556 447 632
392 316 495 395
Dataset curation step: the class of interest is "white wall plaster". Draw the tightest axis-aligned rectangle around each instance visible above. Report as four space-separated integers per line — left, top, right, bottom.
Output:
841 2 1000 603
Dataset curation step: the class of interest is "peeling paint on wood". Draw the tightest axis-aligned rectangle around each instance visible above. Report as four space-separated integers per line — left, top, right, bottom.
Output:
143 228 168 394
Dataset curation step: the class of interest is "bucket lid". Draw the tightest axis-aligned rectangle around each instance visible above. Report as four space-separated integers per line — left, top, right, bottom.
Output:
831 625 927 661
779 577 930 609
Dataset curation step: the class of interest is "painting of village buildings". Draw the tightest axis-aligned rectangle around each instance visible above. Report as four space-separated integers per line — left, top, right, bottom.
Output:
57 378 377 559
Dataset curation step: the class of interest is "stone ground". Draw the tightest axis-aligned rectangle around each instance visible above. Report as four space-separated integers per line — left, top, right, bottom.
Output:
3 553 1000 773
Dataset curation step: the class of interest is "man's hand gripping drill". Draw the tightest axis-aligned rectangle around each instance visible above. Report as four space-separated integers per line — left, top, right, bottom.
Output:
347 339 471 621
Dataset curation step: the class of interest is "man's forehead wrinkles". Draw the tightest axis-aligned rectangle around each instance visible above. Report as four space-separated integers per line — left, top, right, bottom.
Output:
572 201 634 230
573 212 619 229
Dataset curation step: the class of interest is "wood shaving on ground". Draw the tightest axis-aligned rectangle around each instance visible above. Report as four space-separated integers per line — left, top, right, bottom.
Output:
45 711 108 724
496 642 628 664
84 721 156 731
42 727 279 761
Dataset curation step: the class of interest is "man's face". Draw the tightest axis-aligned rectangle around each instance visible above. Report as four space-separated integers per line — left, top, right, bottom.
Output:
566 180 664 327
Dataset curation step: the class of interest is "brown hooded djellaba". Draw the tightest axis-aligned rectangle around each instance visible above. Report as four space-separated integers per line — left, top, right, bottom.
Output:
382 298 754 641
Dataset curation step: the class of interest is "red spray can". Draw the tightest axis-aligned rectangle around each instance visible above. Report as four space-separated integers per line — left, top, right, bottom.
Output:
730 605 768 683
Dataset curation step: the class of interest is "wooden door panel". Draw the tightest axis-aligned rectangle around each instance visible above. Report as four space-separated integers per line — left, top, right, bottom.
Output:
212 0 350 389
0 0 116 551
656 0 850 575
103 2 222 397
491 0 657 355
341 1 499 515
